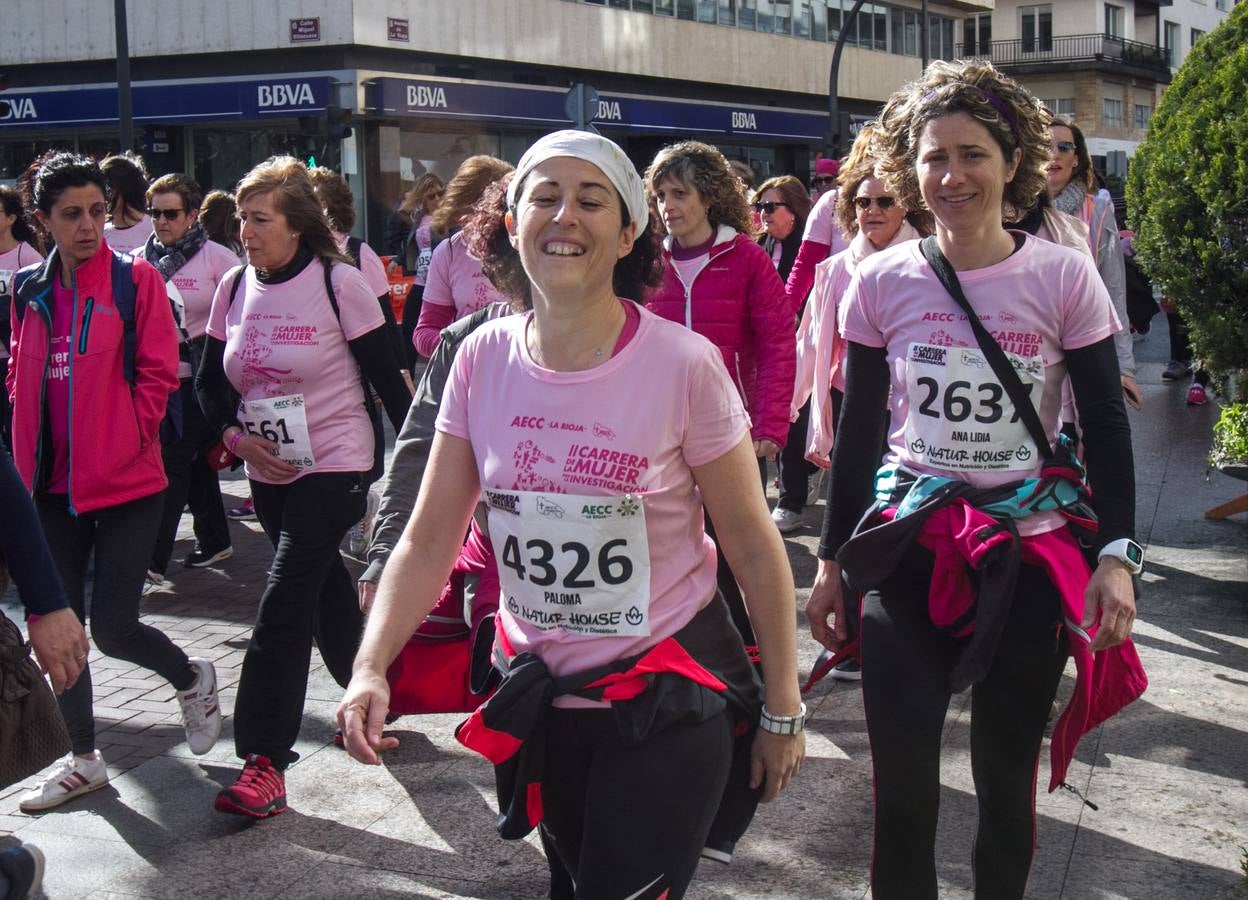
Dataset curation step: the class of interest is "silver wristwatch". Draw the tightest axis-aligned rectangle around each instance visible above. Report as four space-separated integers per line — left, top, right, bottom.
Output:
759 701 807 736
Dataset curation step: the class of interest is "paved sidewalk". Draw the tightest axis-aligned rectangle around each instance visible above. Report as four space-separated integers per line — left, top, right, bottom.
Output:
2 325 1246 899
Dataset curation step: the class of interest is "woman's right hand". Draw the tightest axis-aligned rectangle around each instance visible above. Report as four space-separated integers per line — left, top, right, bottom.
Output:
337 669 399 765
806 558 848 651
228 428 299 481
358 579 377 614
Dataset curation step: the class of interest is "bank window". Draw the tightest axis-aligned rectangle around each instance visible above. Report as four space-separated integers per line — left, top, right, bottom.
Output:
719 0 737 25
738 0 756 28
697 0 717 21
1020 5 1053 53
1104 3 1124 38
633 0 655 9
962 14 991 55
1133 103 1152 129
774 0 792 33
793 1 814 38
810 0 827 40
654 0 674 14
676 0 696 19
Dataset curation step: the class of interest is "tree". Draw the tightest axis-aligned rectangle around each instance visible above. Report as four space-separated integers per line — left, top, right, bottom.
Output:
1127 3 1248 400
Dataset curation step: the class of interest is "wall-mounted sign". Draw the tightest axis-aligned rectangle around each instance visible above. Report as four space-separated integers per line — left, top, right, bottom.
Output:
289 18 320 43
387 18 409 42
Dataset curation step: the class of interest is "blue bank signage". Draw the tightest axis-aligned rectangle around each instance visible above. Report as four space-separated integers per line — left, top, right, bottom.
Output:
0 77 332 129
366 77 827 142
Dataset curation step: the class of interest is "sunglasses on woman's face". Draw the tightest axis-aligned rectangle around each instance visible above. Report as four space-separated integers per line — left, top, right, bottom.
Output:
148 208 187 221
753 201 789 214
854 196 897 211
1052 141 1076 155
812 176 837 188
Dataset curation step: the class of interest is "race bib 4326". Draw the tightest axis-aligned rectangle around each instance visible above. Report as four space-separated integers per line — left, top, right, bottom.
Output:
486 489 651 637
903 342 1045 473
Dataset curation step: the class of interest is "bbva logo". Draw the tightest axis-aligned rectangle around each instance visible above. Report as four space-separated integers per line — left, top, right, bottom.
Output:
258 83 316 108
407 85 448 108
731 111 757 130
0 97 38 121
595 100 622 121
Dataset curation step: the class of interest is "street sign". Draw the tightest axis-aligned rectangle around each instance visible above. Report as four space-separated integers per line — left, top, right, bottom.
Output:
564 83 599 133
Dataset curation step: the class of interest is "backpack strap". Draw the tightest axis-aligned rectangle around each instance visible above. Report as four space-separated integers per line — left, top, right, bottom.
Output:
226 268 245 309
345 236 364 271
321 258 342 320
111 253 138 386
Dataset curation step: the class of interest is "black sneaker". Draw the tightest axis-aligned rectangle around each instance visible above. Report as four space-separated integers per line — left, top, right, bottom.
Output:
183 545 233 568
0 842 45 899
1162 360 1192 381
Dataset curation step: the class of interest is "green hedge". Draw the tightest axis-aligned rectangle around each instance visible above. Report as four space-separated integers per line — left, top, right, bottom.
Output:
1126 3 1248 399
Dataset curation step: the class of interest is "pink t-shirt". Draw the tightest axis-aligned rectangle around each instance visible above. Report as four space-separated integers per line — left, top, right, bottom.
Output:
436 305 751 686
206 259 384 484
423 231 509 318
412 219 434 286
334 232 390 299
44 281 75 493
103 215 153 255
167 240 240 339
802 189 850 257
838 234 1119 535
0 242 42 275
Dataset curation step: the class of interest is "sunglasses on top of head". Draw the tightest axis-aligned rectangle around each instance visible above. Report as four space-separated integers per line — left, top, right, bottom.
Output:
753 201 790 214
1052 140 1076 155
148 207 187 221
854 196 897 211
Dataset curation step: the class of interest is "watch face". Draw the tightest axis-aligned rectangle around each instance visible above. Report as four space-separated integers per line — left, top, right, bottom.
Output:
1126 542 1144 565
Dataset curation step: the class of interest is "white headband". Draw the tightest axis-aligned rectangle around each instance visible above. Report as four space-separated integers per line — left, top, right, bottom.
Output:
507 130 649 237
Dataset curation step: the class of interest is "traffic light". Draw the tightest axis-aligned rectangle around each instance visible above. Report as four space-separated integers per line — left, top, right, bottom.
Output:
327 106 353 140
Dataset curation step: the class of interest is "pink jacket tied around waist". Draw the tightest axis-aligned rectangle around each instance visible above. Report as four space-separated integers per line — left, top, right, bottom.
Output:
912 501 1148 792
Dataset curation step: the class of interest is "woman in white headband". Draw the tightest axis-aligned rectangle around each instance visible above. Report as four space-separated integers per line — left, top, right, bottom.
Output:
338 130 804 898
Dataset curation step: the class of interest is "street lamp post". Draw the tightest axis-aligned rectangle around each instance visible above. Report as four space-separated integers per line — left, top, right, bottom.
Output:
114 0 133 153
827 0 868 158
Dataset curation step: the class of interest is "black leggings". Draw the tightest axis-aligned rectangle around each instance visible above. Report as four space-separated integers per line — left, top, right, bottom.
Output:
861 547 1069 900
232 472 367 768
539 706 734 899
777 398 818 513
36 491 195 755
400 284 425 371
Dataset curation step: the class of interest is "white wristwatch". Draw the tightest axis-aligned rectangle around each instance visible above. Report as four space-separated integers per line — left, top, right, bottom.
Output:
759 701 807 736
1097 538 1144 575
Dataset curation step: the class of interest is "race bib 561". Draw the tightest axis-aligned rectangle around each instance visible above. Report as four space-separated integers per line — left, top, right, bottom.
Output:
240 393 315 470
903 342 1045 473
486 489 651 637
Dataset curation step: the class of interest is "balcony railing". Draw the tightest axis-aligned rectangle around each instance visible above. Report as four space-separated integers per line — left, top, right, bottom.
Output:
956 33 1171 75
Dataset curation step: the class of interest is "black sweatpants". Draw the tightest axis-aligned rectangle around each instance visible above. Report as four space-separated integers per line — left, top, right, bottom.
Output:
232 472 367 768
37 491 195 756
150 376 231 574
400 284 425 371
777 398 818 514
540 706 734 899
861 546 1069 900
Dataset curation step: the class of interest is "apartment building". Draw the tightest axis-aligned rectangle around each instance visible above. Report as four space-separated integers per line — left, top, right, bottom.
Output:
0 0 986 241
957 0 1234 173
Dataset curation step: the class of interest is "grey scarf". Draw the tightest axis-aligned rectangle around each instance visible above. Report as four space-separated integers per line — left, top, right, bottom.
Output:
142 222 208 281
1052 181 1087 217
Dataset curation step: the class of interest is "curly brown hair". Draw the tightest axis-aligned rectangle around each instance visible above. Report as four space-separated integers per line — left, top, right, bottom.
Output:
235 156 349 265
430 156 514 236
643 141 754 238
476 173 664 308
753 175 812 233
306 166 357 233
871 60 1051 225
834 156 932 239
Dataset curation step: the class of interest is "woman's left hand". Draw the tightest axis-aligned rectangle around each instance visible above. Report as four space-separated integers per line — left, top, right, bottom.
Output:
1121 374 1142 411
1083 558 1137 652
750 729 805 802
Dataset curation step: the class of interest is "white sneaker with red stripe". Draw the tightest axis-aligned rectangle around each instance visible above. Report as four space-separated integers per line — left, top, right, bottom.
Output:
177 657 222 755
18 751 109 812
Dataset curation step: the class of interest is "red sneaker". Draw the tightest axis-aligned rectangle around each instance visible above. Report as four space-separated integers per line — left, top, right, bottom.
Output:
214 754 287 818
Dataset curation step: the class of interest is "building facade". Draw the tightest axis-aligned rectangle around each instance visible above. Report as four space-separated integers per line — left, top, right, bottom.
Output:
1 0 987 244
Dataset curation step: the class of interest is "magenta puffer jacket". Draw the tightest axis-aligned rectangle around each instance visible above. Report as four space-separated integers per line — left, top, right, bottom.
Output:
645 226 796 448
